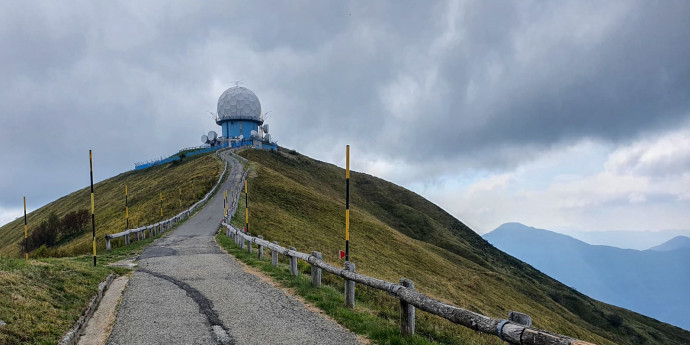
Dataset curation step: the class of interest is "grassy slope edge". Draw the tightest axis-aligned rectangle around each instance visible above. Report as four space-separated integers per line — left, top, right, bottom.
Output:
0 238 157 345
231 147 689 345
0 153 222 257
0 152 223 344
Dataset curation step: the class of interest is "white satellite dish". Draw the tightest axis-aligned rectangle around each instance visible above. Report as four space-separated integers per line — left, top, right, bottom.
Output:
208 131 217 141
250 130 258 138
238 134 244 140
264 134 271 143
262 124 269 134
201 134 209 144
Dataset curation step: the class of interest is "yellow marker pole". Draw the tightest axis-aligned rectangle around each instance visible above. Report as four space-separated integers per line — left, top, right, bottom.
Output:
244 180 248 233
345 145 350 261
125 185 129 230
179 187 182 208
160 192 163 218
223 190 227 217
89 150 96 267
23 197 27 260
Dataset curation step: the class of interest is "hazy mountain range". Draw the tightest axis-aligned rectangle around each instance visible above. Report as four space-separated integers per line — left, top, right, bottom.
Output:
560 229 690 250
484 223 690 330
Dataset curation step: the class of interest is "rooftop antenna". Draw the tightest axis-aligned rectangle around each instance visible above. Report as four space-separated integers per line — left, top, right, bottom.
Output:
262 111 271 121
206 111 216 121
233 80 243 87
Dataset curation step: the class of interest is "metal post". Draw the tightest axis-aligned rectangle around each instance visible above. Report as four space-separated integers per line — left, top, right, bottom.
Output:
159 192 163 218
125 185 129 231
23 197 27 260
345 145 350 261
89 150 96 266
244 180 249 233
179 187 182 208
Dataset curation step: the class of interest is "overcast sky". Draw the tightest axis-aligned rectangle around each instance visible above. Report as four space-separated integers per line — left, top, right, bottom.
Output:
1 1 689 239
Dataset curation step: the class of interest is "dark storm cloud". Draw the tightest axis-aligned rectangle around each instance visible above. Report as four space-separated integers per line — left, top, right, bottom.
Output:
1 0 689 211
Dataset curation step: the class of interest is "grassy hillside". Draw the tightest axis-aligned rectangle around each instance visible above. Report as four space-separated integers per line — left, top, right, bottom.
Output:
0 235 160 344
0 153 223 257
234 147 689 345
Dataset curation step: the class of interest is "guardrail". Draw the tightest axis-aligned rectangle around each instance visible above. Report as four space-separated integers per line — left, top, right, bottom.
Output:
105 150 230 250
221 222 595 345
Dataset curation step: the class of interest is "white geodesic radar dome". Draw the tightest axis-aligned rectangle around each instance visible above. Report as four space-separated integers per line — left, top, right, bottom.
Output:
216 86 262 123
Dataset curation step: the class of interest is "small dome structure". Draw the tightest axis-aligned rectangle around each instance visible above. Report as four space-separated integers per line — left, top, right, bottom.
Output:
216 86 262 124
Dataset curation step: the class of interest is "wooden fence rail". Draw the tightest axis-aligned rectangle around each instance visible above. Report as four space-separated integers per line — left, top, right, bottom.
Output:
105 149 233 250
222 222 594 345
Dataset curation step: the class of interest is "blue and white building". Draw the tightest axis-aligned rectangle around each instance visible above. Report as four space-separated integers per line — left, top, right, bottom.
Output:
216 86 264 140
134 85 276 170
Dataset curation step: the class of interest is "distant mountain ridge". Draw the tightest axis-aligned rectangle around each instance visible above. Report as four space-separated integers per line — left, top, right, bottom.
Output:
562 229 690 250
484 223 690 331
648 236 690 252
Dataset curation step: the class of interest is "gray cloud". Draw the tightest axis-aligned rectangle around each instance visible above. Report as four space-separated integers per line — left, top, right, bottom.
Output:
1 0 689 213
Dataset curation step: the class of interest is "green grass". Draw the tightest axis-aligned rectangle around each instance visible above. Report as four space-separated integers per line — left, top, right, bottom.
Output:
228 147 690 345
216 231 502 345
0 233 159 345
0 153 223 258
0 152 223 344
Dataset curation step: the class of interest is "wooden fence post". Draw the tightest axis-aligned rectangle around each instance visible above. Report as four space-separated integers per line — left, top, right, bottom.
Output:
400 278 415 336
272 241 279 266
257 235 264 259
311 251 322 287
247 234 253 254
289 247 298 276
345 261 356 308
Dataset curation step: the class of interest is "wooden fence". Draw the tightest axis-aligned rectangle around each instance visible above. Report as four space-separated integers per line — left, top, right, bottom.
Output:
105 150 231 250
222 222 595 345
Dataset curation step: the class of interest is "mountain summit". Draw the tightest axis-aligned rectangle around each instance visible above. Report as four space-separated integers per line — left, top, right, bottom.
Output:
648 236 690 252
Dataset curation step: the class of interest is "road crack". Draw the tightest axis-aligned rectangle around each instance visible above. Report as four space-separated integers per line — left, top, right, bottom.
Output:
139 269 234 345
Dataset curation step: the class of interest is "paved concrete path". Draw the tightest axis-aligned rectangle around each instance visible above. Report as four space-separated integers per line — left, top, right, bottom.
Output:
107 151 361 345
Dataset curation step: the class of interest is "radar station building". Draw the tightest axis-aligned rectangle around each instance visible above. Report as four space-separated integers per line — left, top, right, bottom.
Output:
197 85 276 150
134 85 275 170
212 86 276 150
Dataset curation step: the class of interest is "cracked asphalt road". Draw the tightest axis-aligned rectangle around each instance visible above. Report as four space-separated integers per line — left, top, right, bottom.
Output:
107 150 361 345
